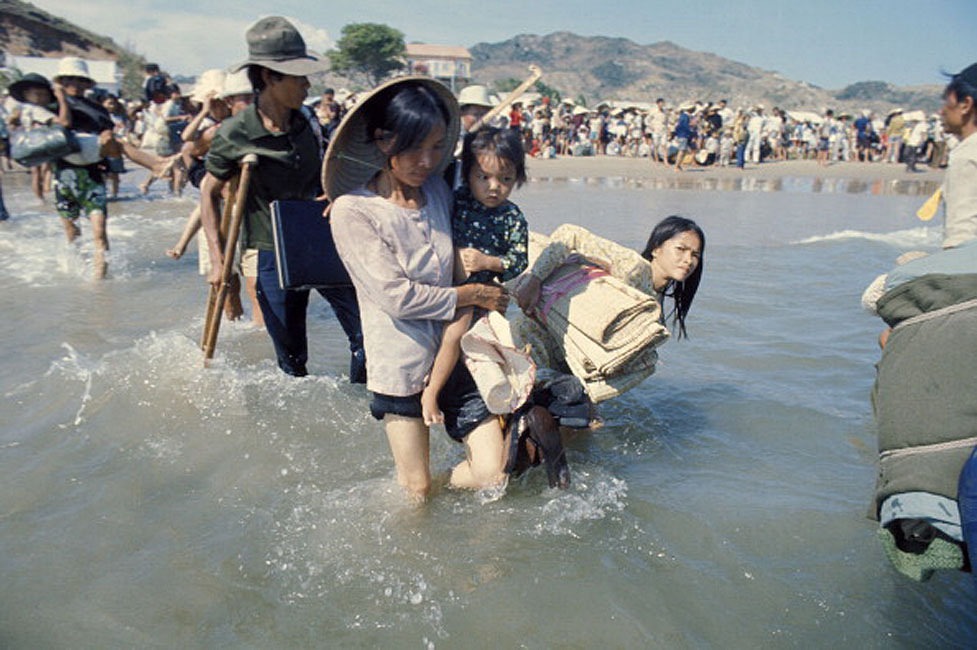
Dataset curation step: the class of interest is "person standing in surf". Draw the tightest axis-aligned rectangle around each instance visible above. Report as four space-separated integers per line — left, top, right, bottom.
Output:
198 16 365 380
327 77 510 500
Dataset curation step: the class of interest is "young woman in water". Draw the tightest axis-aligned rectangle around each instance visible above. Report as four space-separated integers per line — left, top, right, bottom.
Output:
328 78 511 500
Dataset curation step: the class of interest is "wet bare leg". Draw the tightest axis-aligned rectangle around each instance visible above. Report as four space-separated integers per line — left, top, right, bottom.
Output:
89 209 108 280
31 166 45 202
245 275 264 327
166 205 201 259
61 216 81 243
450 417 507 490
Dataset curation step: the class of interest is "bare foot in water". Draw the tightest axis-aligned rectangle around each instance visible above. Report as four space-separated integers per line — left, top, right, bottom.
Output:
94 250 107 280
165 246 184 260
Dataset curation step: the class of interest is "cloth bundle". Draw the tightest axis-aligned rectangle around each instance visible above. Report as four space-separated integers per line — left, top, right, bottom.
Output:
869 241 977 580
535 259 668 402
461 310 536 414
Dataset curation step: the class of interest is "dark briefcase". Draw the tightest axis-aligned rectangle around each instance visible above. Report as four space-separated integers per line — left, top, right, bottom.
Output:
270 199 352 290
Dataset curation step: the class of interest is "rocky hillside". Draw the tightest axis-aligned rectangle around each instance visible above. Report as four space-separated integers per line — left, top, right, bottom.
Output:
0 0 146 96
470 32 943 114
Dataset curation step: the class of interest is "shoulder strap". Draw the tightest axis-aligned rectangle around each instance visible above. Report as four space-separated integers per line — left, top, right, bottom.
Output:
301 105 325 160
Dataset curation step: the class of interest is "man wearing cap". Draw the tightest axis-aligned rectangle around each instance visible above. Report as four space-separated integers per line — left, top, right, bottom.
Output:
50 57 116 279
939 62 977 249
199 16 364 380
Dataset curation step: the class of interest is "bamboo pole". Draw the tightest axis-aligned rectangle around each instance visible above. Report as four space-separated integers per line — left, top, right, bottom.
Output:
202 153 258 365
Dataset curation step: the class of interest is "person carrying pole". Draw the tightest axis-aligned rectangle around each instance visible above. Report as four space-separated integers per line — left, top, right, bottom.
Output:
201 154 256 363
198 16 365 379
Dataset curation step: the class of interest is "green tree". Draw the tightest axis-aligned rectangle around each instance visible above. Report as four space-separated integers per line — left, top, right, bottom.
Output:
329 23 406 87
534 80 561 105
493 78 521 94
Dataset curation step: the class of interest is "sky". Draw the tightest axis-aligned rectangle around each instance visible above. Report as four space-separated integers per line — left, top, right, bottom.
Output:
26 0 976 90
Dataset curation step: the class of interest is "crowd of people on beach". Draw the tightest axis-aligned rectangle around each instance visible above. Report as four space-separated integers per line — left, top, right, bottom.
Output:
483 97 954 173
2 19 976 586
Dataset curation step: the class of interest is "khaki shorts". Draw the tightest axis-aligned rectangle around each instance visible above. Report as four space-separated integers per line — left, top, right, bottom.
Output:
197 238 255 279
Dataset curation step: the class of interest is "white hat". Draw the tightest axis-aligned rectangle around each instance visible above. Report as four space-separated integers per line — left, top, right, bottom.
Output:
219 69 252 98
190 69 226 104
54 56 94 85
457 84 493 108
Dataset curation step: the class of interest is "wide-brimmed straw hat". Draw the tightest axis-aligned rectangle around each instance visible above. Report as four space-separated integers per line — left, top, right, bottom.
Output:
457 84 493 108
8 72 52 103
190 69 226 104
53 57 95 85
230 16 327 76
321 76 460 201
218 69 253 99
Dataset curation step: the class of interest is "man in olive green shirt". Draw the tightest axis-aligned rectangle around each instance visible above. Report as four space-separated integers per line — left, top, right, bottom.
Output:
200 16 364 379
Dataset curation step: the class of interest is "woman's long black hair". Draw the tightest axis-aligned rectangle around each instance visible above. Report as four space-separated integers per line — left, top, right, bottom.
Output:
640 215 705 339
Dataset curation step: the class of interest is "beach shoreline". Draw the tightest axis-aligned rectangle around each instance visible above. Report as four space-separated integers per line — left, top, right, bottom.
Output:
528 156 944 184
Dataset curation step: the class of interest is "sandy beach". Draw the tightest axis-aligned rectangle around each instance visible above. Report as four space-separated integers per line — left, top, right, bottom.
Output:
528 156 944 184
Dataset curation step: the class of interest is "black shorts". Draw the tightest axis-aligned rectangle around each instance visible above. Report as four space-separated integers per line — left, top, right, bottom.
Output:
370 391 423 421
188 158 207 189
369 361 491 443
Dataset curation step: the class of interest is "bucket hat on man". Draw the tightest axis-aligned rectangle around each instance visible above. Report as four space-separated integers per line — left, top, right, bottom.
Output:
231 16 327 77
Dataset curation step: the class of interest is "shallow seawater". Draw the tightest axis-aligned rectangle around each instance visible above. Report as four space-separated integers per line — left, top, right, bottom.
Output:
0 167 973 648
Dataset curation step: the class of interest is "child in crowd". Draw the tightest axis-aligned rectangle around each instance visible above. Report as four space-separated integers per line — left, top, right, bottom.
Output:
421 126 529 428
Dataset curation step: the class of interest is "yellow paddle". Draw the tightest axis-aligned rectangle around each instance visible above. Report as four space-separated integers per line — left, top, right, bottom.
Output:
916 187 942 221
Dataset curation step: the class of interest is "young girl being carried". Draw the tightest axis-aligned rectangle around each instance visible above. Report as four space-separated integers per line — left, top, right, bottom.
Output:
420 126 529 485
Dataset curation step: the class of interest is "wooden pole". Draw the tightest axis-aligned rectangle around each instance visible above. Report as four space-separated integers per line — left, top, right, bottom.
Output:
202 153 258 365
468 64 543 133
200 174 240 349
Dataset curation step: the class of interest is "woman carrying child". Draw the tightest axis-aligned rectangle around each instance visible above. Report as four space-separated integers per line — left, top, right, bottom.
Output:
327 78 510 500
420 125 529 487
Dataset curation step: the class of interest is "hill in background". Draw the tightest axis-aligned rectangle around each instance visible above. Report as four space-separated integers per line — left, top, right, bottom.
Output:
0 0 147 97
0 2 943 115
470 32 942 115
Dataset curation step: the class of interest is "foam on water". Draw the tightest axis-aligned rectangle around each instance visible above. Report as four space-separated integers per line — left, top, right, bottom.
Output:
792 225 941 247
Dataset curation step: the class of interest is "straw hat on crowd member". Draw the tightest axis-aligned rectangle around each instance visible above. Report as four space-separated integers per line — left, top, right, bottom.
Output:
321 76 460 202
189 69 226 104
219 69 253 99
457 84 493 108
230 16 328 76
53 57 95 85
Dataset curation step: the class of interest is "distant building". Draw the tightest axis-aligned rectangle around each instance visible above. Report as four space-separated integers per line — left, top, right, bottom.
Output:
4 55 121 96
404 44 471 93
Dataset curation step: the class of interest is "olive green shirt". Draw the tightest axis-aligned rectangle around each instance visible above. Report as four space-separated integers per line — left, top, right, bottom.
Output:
206 103 322 251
